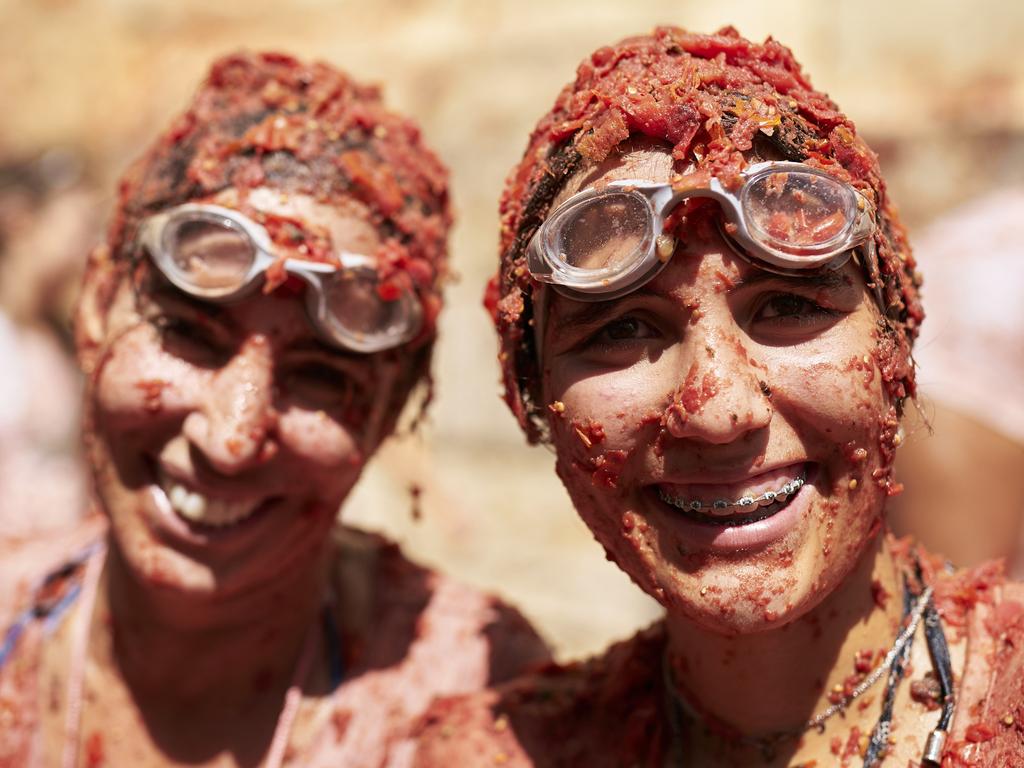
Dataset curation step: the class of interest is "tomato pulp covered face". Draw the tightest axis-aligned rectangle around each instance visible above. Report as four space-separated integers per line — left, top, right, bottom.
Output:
540 146 901 632
77 53 451 597
492 28 921 631
492 26 922 444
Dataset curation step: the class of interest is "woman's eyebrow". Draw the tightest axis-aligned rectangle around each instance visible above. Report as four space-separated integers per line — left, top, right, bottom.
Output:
549 299 622 331
549 285 665 330
287 337 361 360
729 270 852 292
148 280 227 318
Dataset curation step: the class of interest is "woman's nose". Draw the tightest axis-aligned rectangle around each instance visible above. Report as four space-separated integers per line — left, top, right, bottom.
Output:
182 334 277 474
663 329 772 444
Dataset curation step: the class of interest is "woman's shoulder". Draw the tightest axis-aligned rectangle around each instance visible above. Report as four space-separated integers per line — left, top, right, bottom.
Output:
328 525 551 684
927 556 1024 765
0 517 105 765
295 528 552 766
0 515 106 626
411 622 670 768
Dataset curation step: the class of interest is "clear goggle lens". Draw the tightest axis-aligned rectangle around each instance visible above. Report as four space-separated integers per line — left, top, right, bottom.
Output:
531 164 873 301
742 170 855 253
162 215 256 295
322 270 420 348
555 191 651 270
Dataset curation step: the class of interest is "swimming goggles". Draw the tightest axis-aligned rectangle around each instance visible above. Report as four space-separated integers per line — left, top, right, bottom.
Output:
526 161 876 301
138 204 422 353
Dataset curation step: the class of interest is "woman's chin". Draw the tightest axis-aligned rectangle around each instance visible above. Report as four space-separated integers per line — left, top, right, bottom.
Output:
655 536 876 637
656 579 805 635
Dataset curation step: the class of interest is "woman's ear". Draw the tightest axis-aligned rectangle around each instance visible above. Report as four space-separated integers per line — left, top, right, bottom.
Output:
74 244 119 376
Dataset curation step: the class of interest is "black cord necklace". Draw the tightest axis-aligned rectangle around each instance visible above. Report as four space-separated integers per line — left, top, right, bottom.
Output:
863 574 955 767
663 574 956 767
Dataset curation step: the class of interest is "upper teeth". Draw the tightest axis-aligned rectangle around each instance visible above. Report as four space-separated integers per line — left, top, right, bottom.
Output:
660 477 805 517
160 473 263 527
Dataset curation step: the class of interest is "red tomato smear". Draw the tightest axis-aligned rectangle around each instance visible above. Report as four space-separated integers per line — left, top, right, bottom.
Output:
843 442 869 465
827 649 883 705
572 419 607 449
984 599 1024 642
134 378 170 414
909 672 942 710
621 510 637 533
870 578 889 610
839 725 864 766
872 406 904 496
331 707 353 742
665 363 721 423
965 723 997 743
923 553 1003 639
855 694 875 712
408 483 423 521
713 269 737 292
592 450 629 489
84 731 104 768
492 26 923 444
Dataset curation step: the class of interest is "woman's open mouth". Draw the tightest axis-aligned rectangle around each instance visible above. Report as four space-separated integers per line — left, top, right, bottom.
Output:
157 469 268 529
655 465 808 527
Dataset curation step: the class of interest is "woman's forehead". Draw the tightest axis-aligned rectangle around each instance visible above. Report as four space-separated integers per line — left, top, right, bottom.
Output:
207 186 382 257
551 142 674 209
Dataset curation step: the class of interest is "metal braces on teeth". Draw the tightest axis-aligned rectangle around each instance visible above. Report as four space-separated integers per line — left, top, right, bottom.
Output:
662 477 805 517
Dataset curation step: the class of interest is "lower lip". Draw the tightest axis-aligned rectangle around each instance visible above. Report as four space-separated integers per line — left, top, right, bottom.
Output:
650 469 814 554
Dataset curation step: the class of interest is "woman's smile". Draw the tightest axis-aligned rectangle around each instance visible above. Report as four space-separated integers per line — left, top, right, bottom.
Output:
644 464 815 554
158 470 269 528
152 432 282 530
654 462 809 523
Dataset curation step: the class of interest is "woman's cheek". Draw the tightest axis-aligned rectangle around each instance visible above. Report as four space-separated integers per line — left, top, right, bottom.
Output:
768 346 891 560
277 406 363 469
550 361 666 486
547 361 670 594
93 327 206 422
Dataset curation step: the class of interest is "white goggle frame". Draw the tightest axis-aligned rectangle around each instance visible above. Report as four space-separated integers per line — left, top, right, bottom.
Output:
139 204 422 353
526 161 876 302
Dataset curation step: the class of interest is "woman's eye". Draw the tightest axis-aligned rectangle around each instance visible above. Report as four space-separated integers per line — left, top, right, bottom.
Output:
280 361 357 410
751 293 839 329
593 315 661 343
155 316 228 366
572 314 666 364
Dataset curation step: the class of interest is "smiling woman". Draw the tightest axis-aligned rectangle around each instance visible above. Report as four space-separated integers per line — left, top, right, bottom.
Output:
0 52 550 767
412 27 1024 768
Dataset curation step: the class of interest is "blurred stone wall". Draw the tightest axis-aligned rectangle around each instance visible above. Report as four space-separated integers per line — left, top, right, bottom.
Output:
2 0 1022 659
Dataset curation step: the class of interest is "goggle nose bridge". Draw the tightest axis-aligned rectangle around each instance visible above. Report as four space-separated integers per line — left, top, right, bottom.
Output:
629 178 743 242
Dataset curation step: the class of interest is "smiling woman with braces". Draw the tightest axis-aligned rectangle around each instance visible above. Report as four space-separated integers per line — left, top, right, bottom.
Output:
413 26 1024 768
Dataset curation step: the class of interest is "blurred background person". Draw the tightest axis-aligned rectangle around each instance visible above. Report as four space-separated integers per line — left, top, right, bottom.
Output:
0 149 100 537
890 189 1024 575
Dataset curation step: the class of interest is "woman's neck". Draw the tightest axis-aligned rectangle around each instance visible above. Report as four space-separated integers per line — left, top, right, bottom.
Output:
664 533 903 739
91 538 330 704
